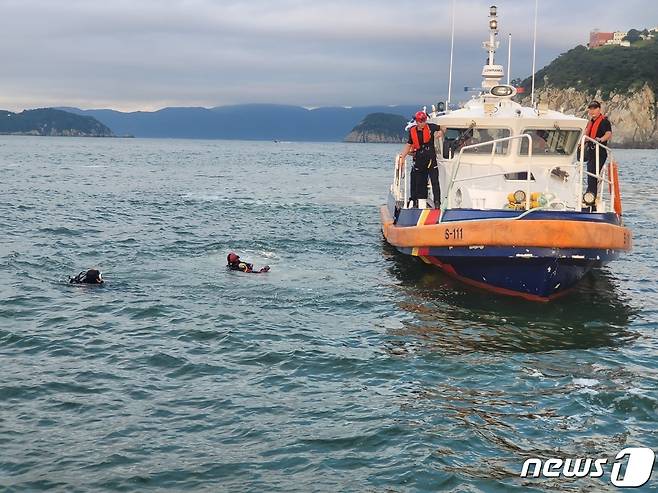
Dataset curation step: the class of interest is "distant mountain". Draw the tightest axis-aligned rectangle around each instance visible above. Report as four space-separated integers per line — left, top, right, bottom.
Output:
59 104 419 141
518 38 658 148
0 108 114 137
344 113 408 143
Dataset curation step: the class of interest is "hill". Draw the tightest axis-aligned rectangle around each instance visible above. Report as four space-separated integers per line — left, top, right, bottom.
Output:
344 113 408 143
60 104 419 141
521 40 658 97
0 108 114 137
519 39 658 148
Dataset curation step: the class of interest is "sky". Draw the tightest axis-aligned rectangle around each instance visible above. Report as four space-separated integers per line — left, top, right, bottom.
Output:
0 0 656 112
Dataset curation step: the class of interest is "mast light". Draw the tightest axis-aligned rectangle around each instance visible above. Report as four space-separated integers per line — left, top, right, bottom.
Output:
481 5 504 88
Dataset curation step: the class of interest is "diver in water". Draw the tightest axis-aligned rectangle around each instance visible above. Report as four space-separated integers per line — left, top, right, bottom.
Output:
227 253 270 273
69 269 104 284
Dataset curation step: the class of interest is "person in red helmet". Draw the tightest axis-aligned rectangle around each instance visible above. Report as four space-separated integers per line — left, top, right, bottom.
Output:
398 111 443 208
227 252 270 273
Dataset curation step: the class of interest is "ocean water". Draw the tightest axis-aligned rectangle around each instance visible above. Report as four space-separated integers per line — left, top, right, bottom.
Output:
0 136 656 492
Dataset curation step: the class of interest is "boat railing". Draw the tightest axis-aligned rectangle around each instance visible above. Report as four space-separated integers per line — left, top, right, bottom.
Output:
392 154 408 205
577 135 618 214
440 134 534 222
394 153 441 209
392 133 617 218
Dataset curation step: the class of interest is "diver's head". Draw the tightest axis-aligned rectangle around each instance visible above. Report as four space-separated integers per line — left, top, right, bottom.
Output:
86 269 103 283
227 252 240 264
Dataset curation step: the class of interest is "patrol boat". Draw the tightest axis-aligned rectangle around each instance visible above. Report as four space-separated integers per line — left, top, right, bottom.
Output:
381 6 632 301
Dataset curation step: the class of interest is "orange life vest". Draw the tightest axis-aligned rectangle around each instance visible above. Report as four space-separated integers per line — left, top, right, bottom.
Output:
585 114 606 140
410 125 431 151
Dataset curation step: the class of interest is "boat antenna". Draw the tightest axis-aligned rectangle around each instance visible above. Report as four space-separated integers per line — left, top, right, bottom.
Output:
507 33 512 85
531 0 539 105
447 0 456 108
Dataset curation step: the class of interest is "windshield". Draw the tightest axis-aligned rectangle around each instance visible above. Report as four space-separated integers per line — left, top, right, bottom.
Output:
519 128 581 155
443 127 511 158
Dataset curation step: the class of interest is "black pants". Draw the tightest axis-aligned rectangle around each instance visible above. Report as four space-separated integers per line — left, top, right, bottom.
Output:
410 156 440 208
586 148 608 194
410 166 428 207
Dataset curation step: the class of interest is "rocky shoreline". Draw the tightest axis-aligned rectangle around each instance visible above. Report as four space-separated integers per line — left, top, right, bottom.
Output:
344 112 407 143
343 131 405 143
519 83 657 149
0 131 117 137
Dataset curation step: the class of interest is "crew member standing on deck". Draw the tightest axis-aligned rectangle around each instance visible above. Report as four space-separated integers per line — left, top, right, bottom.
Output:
584 101 612 199
398 111 443 208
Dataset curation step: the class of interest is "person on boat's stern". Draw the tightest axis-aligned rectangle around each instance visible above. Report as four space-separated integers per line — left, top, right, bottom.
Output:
398 111 443 208
584 101 612 200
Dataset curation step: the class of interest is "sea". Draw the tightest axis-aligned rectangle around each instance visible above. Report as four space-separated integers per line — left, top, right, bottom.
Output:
0 136 656 492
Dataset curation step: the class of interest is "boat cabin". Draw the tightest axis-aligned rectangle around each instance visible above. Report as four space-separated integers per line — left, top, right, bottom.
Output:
431 91 588 212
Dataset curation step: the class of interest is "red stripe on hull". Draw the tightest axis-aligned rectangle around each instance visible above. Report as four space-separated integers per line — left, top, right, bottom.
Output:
422 255 573 302
424 209 441 225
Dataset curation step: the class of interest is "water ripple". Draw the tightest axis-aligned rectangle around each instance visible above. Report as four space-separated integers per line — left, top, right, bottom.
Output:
0 139 656 492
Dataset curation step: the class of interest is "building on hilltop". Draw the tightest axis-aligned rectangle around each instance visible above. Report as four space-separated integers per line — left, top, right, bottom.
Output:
588 30 630 48
588 30 613 48
613 31 627 42
606 31 631 47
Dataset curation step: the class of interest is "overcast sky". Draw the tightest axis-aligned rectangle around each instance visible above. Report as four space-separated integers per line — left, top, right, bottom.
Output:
0 0 655 112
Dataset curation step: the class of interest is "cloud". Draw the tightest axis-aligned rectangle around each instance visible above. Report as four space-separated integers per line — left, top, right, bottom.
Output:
0 0 655 111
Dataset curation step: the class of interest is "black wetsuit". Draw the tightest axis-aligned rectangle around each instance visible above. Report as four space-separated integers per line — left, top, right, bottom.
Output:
227 260 269 274
228 260 254 272
69 269 103 284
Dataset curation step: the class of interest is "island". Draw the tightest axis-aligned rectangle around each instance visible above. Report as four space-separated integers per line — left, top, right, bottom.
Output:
0 108 115 137
344 112 408 143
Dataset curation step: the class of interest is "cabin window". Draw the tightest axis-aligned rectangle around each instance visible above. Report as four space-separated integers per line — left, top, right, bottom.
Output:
443 128 511 158
519 128 581 156
504 172 536 181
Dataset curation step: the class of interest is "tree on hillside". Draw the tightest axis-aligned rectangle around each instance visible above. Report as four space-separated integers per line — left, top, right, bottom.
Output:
519 40 658 95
